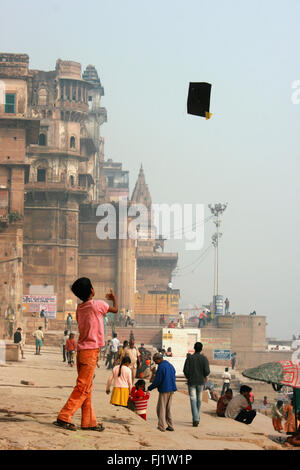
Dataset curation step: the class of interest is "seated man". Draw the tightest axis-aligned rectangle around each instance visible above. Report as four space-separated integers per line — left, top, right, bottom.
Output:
205 381 218 402
217 388 233 417
225 385 256 424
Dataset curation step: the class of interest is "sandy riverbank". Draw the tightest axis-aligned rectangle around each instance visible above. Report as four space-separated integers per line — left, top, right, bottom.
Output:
0 345 292 451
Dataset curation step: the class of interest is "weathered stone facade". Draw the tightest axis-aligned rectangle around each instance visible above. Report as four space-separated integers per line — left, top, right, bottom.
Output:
0 53 179 334
0 53 39 338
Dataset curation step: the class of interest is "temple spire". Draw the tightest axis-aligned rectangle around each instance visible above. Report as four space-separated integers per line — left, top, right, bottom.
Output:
131 164 152 208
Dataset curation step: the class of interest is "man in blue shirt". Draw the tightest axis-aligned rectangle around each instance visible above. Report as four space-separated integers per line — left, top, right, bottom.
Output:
148 352 177 432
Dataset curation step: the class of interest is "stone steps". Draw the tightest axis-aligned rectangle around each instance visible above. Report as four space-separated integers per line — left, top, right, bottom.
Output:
24 327 163 349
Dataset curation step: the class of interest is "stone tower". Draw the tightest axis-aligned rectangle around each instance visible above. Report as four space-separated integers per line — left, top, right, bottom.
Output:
0 53 39 338
23 59 104 315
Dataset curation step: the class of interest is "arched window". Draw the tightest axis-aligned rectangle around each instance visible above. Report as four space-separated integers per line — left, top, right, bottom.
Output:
70 136 76 149
70 175 75 187
39 133 47 146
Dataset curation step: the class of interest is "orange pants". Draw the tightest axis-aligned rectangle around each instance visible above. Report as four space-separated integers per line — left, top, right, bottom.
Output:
272 418 283 432
57 349 99 428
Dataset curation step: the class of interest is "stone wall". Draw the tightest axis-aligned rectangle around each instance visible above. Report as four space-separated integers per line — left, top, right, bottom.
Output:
201 327 232 366
234 349 292 371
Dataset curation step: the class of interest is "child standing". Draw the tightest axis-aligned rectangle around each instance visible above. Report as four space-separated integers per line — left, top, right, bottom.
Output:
66 333 77 367
221 367 231 396
271 400 284 432
106 356 132 406
54 277 118 432
130 379 150 420
61 330 69 363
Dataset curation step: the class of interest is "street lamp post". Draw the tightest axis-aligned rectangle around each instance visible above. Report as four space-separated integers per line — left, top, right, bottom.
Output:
209 203 227 314
212 232 222 297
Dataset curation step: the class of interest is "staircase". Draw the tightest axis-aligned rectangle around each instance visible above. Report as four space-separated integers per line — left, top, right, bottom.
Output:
24 326 163 349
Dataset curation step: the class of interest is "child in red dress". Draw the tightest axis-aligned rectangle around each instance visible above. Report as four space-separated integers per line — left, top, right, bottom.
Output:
130 379 150 420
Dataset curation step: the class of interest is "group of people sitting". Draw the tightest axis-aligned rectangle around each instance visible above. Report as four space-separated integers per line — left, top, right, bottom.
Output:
216 385 256 424
215 384 300 447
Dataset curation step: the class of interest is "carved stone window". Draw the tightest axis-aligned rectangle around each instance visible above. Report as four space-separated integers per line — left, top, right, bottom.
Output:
37 169 46 182
38 88 48 106
70 136 76 149
39 133 47 146
5 94 15 113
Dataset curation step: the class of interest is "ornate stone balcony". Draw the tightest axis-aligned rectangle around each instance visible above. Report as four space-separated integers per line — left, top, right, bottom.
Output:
24 181 88 194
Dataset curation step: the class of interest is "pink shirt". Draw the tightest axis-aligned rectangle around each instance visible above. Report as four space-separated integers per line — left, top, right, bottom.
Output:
107 365 132 390
76 299 109 350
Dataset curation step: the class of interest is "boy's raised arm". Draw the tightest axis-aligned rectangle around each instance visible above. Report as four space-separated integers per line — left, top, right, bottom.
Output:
106 289 118 313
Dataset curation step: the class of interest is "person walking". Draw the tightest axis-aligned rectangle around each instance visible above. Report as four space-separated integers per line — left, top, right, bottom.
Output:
66 313 73 333
183 342 210 427
125 310 131 327
110 333 120 367
178 312 185 329
231 352 237 370
105 340 113 369
148 352 177 432
54 277 118 432
221 367 231 396
32 326 44 355
14 327 26 359
61 330 69 362
117 340 129 363
66 333 77 367
40 309 48 330
121 339 140 382
225 385 256 424
106 356 132 407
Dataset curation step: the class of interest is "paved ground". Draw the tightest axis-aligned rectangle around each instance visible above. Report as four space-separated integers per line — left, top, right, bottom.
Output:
0 345 293 451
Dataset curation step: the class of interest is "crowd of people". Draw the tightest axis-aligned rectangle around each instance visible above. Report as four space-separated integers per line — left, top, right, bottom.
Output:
12 276 298 446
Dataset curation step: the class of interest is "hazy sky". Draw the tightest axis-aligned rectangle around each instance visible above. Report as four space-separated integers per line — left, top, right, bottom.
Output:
2 0 300 339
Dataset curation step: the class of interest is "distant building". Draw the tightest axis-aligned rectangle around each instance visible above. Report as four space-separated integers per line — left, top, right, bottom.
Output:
0 53 40 338
101 159 129 202
0 53 179 336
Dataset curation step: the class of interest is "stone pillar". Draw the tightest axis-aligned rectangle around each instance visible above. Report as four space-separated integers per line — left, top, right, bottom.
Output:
117 237 136 313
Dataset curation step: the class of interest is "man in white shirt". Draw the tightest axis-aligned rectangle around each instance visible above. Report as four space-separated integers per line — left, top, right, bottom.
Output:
110 333 120 367
225 385 256 424
221 367 231 396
